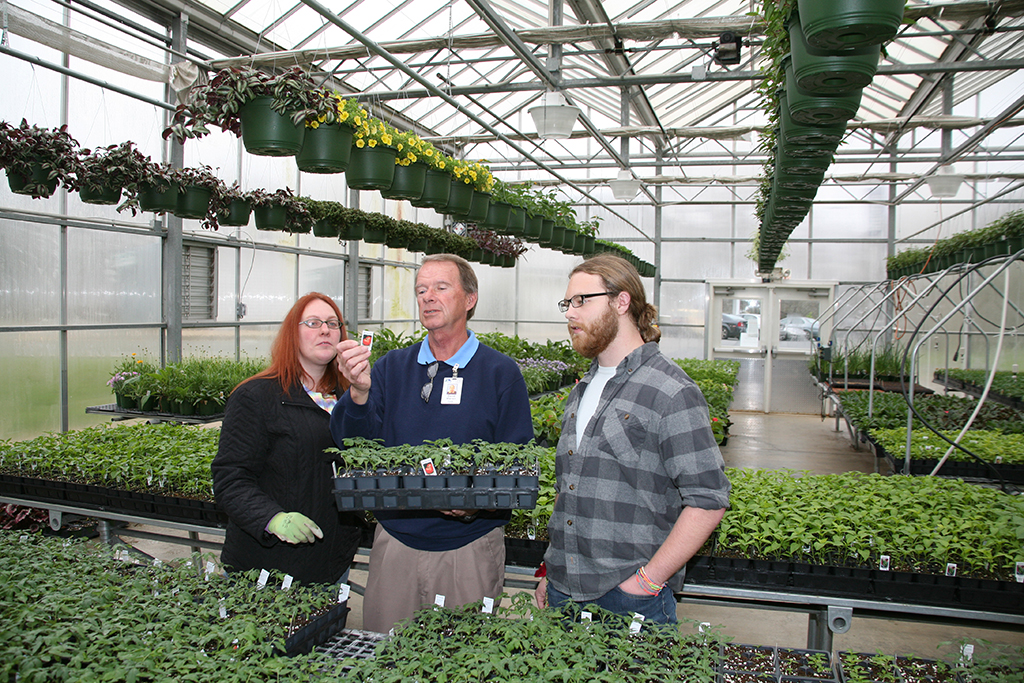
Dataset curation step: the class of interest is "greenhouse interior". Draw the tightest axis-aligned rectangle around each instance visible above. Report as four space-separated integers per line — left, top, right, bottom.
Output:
2 0 1024 679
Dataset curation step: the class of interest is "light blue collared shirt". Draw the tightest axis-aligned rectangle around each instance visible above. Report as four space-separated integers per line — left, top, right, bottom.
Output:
417 329 480 368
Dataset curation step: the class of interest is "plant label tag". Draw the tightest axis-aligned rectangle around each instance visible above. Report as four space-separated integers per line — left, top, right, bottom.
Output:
205 561 216 580
219 598 227 619
338 584 350 603
63 539 72 548
421 458 436 476
360 331 374 352
629 613 645 634
1016 562 1024 583
995 455 1003 464
257 569 270 590
116 548 130 563
153 558 162 567
482 596 494 614
19 535 28 543
961 644 974 663
441 377 463 404
879 555 890 571
945 563 957 577
699 622 711 634
527 526 536 540
434 594 446 607
281 574 293 591
581 611 592 622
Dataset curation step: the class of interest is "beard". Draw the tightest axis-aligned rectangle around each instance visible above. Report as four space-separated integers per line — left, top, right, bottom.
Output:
570 304 618 359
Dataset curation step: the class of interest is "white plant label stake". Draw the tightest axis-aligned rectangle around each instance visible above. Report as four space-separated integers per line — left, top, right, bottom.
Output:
421 458 437 476
879 555 890 571
338 584 350 603
257 568 270 590
482 596 494 614
527 526 536 540
205 560 216 580
1016 562 1024 583
281 574 293 591
434 594 446 608
945 563 957 577
629 613 645 634
219 598 228 619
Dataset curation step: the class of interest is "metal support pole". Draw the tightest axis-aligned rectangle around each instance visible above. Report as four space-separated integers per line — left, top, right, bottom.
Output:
807 609 832 651
164 12 188 364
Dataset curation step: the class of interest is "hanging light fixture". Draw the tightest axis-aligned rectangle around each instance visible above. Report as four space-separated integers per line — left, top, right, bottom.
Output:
608 169 642 201
528 91 581 139
924 164 964 198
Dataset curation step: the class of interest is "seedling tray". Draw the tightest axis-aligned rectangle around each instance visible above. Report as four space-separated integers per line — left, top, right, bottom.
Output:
333 474 538 511
284 602 350 656
316 628 388 661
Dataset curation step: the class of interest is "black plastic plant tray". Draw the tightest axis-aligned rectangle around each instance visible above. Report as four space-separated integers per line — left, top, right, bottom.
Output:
315 628 388 661
284 602 350 657
334 486 537 511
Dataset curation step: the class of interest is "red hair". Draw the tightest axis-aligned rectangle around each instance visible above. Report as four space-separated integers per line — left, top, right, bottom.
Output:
241 292 351 395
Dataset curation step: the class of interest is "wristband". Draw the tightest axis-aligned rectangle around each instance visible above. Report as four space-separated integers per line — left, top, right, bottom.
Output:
635 566 663 595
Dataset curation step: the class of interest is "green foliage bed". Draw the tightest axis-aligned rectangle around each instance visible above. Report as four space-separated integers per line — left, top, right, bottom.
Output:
836 390 1024 435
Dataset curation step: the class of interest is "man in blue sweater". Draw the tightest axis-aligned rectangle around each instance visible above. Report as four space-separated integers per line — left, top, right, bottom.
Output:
331 253 533 632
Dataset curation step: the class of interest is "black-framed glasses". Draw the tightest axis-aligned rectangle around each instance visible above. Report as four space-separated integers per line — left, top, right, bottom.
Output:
557 292 613 313
421 361 439 403
299 318 342 330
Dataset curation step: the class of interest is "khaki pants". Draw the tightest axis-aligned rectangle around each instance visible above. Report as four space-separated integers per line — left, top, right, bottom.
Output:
361 525 506 633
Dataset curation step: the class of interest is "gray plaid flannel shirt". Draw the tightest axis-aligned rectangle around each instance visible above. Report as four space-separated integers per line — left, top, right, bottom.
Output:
545 343 731 600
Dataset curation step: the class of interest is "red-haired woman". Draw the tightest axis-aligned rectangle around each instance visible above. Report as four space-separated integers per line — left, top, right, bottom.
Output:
213 292 364 584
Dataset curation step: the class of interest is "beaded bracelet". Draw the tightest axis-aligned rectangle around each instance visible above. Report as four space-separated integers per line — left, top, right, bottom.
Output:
635 566 663 595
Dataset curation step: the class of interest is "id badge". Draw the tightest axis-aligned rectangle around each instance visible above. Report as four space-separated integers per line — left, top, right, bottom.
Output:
440 377 463 404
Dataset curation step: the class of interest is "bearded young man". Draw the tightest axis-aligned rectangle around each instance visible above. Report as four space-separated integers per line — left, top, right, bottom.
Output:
534 253 731 624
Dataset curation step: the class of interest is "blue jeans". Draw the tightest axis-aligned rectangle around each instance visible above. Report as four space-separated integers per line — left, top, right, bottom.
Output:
547 582 677 624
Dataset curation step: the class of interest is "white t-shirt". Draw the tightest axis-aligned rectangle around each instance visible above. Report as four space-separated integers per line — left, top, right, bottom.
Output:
576 365 617 448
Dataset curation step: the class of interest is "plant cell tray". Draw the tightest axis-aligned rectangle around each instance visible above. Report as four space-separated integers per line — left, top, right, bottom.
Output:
315 628 388 661
283 602 350 657
333 474 538 511
85 404 225 424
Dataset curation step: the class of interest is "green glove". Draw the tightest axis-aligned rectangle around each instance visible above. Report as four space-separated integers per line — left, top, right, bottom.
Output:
267 512 323 544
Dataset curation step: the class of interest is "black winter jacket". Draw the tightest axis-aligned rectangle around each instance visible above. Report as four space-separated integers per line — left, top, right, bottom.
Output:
213 377 363 584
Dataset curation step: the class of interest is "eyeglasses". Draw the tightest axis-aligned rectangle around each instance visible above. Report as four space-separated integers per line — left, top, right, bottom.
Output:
557 292 613 313
421 361 438 403
299 318 342 330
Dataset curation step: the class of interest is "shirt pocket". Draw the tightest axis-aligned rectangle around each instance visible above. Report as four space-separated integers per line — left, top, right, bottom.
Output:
594 407 650 463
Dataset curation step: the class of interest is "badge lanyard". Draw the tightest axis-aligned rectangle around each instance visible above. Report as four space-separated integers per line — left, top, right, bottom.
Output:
440 363 463 405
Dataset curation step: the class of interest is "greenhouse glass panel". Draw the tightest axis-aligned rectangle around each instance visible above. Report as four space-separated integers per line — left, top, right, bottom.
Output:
0 219 59 325
240 250 297 321
662 242 732 279
659 325 706 361
240 324 281 361
216 246 240 323
299 255 346 307
380 264 417 323
811 201 887 240
68 328 163 432
183 328 243 361
658 282 706 327
810 244 885 283
0 332 60 440
67 227 161 325
474 265 519 327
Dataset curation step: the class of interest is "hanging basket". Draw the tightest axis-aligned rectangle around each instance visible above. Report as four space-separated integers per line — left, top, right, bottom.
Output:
444 180 475 216
542 224 564 247
219 199 252 227
79 184 122 206
253 204 288 231
523 214 544 241
296 124 354 174
464 191 491 224
313 219 340 238
7 163 59 198
480 201 512 232
341 219 365 241
346 145 397 191
796 0 905 52
239 96 306 157
779 90 847 146
381 162 427 201
410 168 452 209
789 18 880 95
174 185 213 220
362 224 387 243
538 219 554 243
407 236 428 252
786 59 863 126
504 206 526 236
137 181 179 214
560 229 578 253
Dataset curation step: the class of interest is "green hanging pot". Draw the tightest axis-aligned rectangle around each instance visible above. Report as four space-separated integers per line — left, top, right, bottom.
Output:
80 183 122 205
504 206 526 236
385 232 411 249
781 138 840 159
424 238 446 255
137 181 179 214
444 180 475 216
481 200 512 232
464 191 491 223
561 229 578 253
789 17 880 95
381 162 427 201
499 255 516 268
407 237 428 252
410 168 452 209
582 235 596 254
538 218 554 243
480 251 496 265
523 214 544 241
346 144 398 191
774 171 823 192
362 224 387 243
779 90 847 146
786 59 863 126
543 224 565 247
776 149 833 176
219 199 252 227
239 96 306 157
468 248 485 262
341 219 365 241
796 0 905 52
313 219 340 238
7 163 59 198
174 185 213 220
296 123 354 174
253 204 288 231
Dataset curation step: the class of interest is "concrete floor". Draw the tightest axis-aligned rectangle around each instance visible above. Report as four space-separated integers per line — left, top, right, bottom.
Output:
121 411 1023 662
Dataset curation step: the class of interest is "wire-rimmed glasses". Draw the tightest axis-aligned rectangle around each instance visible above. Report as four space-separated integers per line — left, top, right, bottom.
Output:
299 318 342 329
421 361 439 403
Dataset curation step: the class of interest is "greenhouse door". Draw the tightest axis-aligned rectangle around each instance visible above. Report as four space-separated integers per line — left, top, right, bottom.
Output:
706 281 835 414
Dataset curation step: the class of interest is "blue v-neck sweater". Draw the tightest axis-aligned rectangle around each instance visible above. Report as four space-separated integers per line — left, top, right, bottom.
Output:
330 339 533 551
